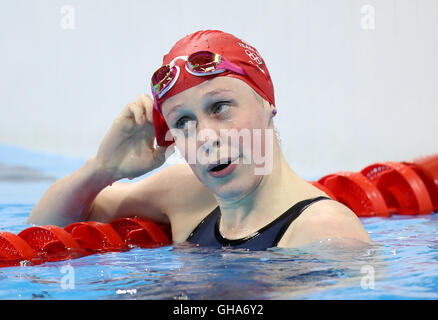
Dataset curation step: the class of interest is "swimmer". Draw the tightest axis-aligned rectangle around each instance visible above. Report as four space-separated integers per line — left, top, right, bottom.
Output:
27 30 372 250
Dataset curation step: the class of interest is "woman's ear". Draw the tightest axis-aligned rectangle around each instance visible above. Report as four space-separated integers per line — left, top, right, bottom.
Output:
272 102 277 115
264 100 276 117
252 88 276 118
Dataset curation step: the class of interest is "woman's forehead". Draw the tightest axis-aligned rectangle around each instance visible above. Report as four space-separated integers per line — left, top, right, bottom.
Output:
161 77 250 115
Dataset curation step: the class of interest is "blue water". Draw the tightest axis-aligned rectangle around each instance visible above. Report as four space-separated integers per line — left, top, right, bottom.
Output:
1 144 438 299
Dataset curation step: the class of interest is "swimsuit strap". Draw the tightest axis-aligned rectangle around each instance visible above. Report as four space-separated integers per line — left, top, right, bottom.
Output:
271 196 331 247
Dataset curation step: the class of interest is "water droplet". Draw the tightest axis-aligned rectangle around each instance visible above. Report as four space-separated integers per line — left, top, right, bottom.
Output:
20 260 31 267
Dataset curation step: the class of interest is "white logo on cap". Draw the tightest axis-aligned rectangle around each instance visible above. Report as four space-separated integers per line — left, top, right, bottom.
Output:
238 42 266 75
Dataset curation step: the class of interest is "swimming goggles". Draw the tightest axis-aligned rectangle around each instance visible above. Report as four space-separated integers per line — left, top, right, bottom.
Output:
151 51 247 113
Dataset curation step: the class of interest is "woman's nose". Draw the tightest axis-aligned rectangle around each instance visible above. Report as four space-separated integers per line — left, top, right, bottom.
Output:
196 120 221 156
198 134 221 157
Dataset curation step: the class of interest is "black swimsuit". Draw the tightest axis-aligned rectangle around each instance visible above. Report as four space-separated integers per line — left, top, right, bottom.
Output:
186 196 331 250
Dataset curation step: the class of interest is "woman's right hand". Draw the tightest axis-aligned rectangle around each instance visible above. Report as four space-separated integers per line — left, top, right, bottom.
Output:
95 94 175 181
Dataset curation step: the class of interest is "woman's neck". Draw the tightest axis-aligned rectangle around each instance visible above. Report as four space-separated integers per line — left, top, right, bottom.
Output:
215 140 313 239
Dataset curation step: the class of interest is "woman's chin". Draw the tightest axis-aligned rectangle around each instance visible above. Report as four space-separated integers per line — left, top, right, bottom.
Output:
206 170 262 201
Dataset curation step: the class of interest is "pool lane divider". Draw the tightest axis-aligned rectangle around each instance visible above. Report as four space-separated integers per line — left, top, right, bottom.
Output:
313 153 438 217
0 218 172 268
0 153 437 267
318 171 391 217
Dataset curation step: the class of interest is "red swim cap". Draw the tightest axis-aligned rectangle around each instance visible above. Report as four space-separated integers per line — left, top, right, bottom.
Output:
152 30 275 147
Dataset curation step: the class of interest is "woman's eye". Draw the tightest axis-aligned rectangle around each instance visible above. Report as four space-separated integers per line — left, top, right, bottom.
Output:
212 102 230 114
174 117 190 129
173 102 231 129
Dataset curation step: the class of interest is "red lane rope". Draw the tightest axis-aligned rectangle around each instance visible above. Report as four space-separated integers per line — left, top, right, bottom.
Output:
0 217 172 267
315 154 438 217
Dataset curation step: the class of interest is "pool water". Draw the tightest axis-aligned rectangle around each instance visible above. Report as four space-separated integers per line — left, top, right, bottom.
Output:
1 145 437 300
1 200 437 300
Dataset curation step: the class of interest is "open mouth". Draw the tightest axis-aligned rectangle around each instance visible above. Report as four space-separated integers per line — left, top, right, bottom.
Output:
208 159 233 172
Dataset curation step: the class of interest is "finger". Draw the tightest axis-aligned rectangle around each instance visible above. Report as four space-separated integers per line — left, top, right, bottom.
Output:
129 102 146 125
137 94 154 124
120 101 145 125
120 101 134 118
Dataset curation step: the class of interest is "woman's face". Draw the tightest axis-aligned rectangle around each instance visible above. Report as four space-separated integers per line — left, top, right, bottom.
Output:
161 76 275 201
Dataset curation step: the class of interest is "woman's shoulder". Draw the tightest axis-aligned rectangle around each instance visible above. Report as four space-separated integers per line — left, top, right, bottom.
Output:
156 163 218 242
276 197 373 248
158 163 217 213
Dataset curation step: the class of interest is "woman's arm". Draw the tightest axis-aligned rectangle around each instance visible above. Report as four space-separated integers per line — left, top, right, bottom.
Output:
27 156 116 227
27 94 174 227
87 163 218 239
86 164 193 224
